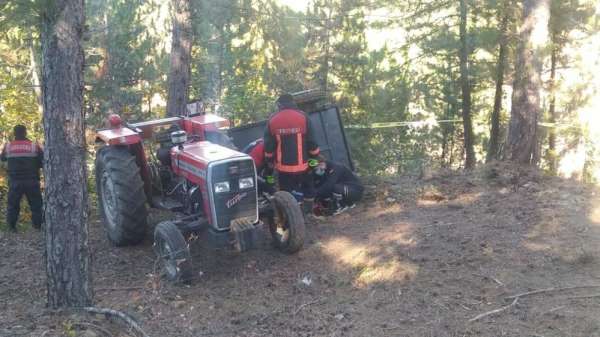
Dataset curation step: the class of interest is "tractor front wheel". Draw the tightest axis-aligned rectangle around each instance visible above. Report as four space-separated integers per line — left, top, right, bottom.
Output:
95 146 148 246
154 221 193 283
267 191 305 254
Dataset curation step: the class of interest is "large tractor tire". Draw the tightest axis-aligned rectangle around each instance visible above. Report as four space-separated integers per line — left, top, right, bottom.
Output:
154 221 193 283
267 191 305 254
95 146 148 246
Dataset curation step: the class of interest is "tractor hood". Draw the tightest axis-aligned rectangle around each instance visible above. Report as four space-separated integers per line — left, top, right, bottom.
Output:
173 141 248 164
171 141 258 231
170 141 252 186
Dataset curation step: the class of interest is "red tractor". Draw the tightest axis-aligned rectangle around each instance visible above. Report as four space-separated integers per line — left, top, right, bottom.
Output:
94 112 305 282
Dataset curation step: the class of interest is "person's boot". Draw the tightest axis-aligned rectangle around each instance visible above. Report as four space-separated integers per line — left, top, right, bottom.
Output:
332 193 348 215
8 224 17 233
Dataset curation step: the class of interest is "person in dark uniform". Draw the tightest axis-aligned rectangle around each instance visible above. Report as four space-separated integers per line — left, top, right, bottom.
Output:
1 125 44 232
313 158 363 215
264 94 321 213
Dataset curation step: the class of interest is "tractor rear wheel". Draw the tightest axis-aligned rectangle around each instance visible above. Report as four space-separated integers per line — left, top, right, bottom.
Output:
267 191 305 254
95 146 148 246
154 221 193 282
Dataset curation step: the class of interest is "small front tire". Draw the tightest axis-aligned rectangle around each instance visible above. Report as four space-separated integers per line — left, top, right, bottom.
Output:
267 191 305 254
154 221 193 283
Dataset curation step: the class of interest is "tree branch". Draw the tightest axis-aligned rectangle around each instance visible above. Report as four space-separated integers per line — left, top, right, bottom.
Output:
82 307 150 337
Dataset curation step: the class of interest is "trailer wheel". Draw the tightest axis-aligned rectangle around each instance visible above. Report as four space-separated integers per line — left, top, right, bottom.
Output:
154 221 193 283
95 146 148 246
267 191 305 254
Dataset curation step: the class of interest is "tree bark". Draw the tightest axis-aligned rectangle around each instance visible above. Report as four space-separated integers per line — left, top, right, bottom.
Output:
41 0 92 308
441 56 457 168
547 37 558 174
505 0 550 164
28 33 43 114
459 0 475 169
166 0 193 117
203 22 226 110
487 3 509 163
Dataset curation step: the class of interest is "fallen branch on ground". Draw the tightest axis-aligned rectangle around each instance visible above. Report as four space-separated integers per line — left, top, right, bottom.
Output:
505 285 600 300
567 293 600 300
468 298 518 322
293 298 323 315
540 306 566 316
83 307 149 337
472 273 504 286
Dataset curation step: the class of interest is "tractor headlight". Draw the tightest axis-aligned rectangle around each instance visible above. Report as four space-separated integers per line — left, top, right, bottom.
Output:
238 177 254 189
214 181 230 193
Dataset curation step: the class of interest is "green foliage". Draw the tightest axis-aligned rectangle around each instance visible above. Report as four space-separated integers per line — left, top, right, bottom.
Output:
85 0 169 126
0 0 599 179
0 27 42 141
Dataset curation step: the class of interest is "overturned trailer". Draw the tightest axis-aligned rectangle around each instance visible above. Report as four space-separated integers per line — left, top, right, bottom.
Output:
227 90 355 170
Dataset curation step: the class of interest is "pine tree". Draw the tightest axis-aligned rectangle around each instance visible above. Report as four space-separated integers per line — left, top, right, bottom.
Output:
41 0 92 308
167 0 193 117
505 0 550 164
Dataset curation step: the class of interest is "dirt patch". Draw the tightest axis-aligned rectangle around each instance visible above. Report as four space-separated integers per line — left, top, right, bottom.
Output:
1 166 600 336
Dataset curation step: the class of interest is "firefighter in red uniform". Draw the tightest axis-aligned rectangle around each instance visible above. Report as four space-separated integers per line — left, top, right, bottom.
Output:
1 125 44 232
264 94 320 214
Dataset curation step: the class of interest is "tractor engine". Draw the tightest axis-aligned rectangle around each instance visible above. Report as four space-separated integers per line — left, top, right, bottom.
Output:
163 136 258 231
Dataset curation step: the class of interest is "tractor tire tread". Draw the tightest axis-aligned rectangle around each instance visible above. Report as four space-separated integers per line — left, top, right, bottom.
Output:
95 146 148 246
154 221 193 282
271 191 305 254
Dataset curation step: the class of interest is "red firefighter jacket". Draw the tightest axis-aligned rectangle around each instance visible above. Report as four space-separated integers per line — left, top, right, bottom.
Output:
0 139 44 181
264 108 320 173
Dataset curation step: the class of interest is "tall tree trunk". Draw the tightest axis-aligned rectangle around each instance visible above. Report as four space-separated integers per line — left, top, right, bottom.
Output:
203 22 227 110
505 0 550 164
459 0 475 169
41 0 92 308
319 5 332 94
217 23 229 103
487 4 509 163
166 0 192 117
441 57 456 168
28 33 43 113
547 36 558 174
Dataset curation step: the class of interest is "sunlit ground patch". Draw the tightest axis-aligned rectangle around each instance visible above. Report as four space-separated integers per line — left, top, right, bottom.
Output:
321 234 419 288
364 203 404 218
589 200 600 225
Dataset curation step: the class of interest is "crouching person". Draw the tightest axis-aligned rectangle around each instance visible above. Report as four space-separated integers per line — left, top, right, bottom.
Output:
312 158 363 215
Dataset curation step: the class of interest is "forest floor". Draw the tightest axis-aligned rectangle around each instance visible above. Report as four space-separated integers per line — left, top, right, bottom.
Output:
1 164 600 337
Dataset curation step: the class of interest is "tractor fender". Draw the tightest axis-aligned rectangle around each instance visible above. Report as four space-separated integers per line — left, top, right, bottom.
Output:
95 126 142 146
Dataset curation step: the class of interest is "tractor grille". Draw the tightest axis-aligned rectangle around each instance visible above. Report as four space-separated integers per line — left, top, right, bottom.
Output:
209 158 258 230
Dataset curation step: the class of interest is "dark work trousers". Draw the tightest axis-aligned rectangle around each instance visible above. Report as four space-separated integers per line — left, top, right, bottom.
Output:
277 171 316 199
332 183 363 206
7 180 43 229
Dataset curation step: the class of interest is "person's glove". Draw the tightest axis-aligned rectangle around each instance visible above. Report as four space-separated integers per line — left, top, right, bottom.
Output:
265 175 275 185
